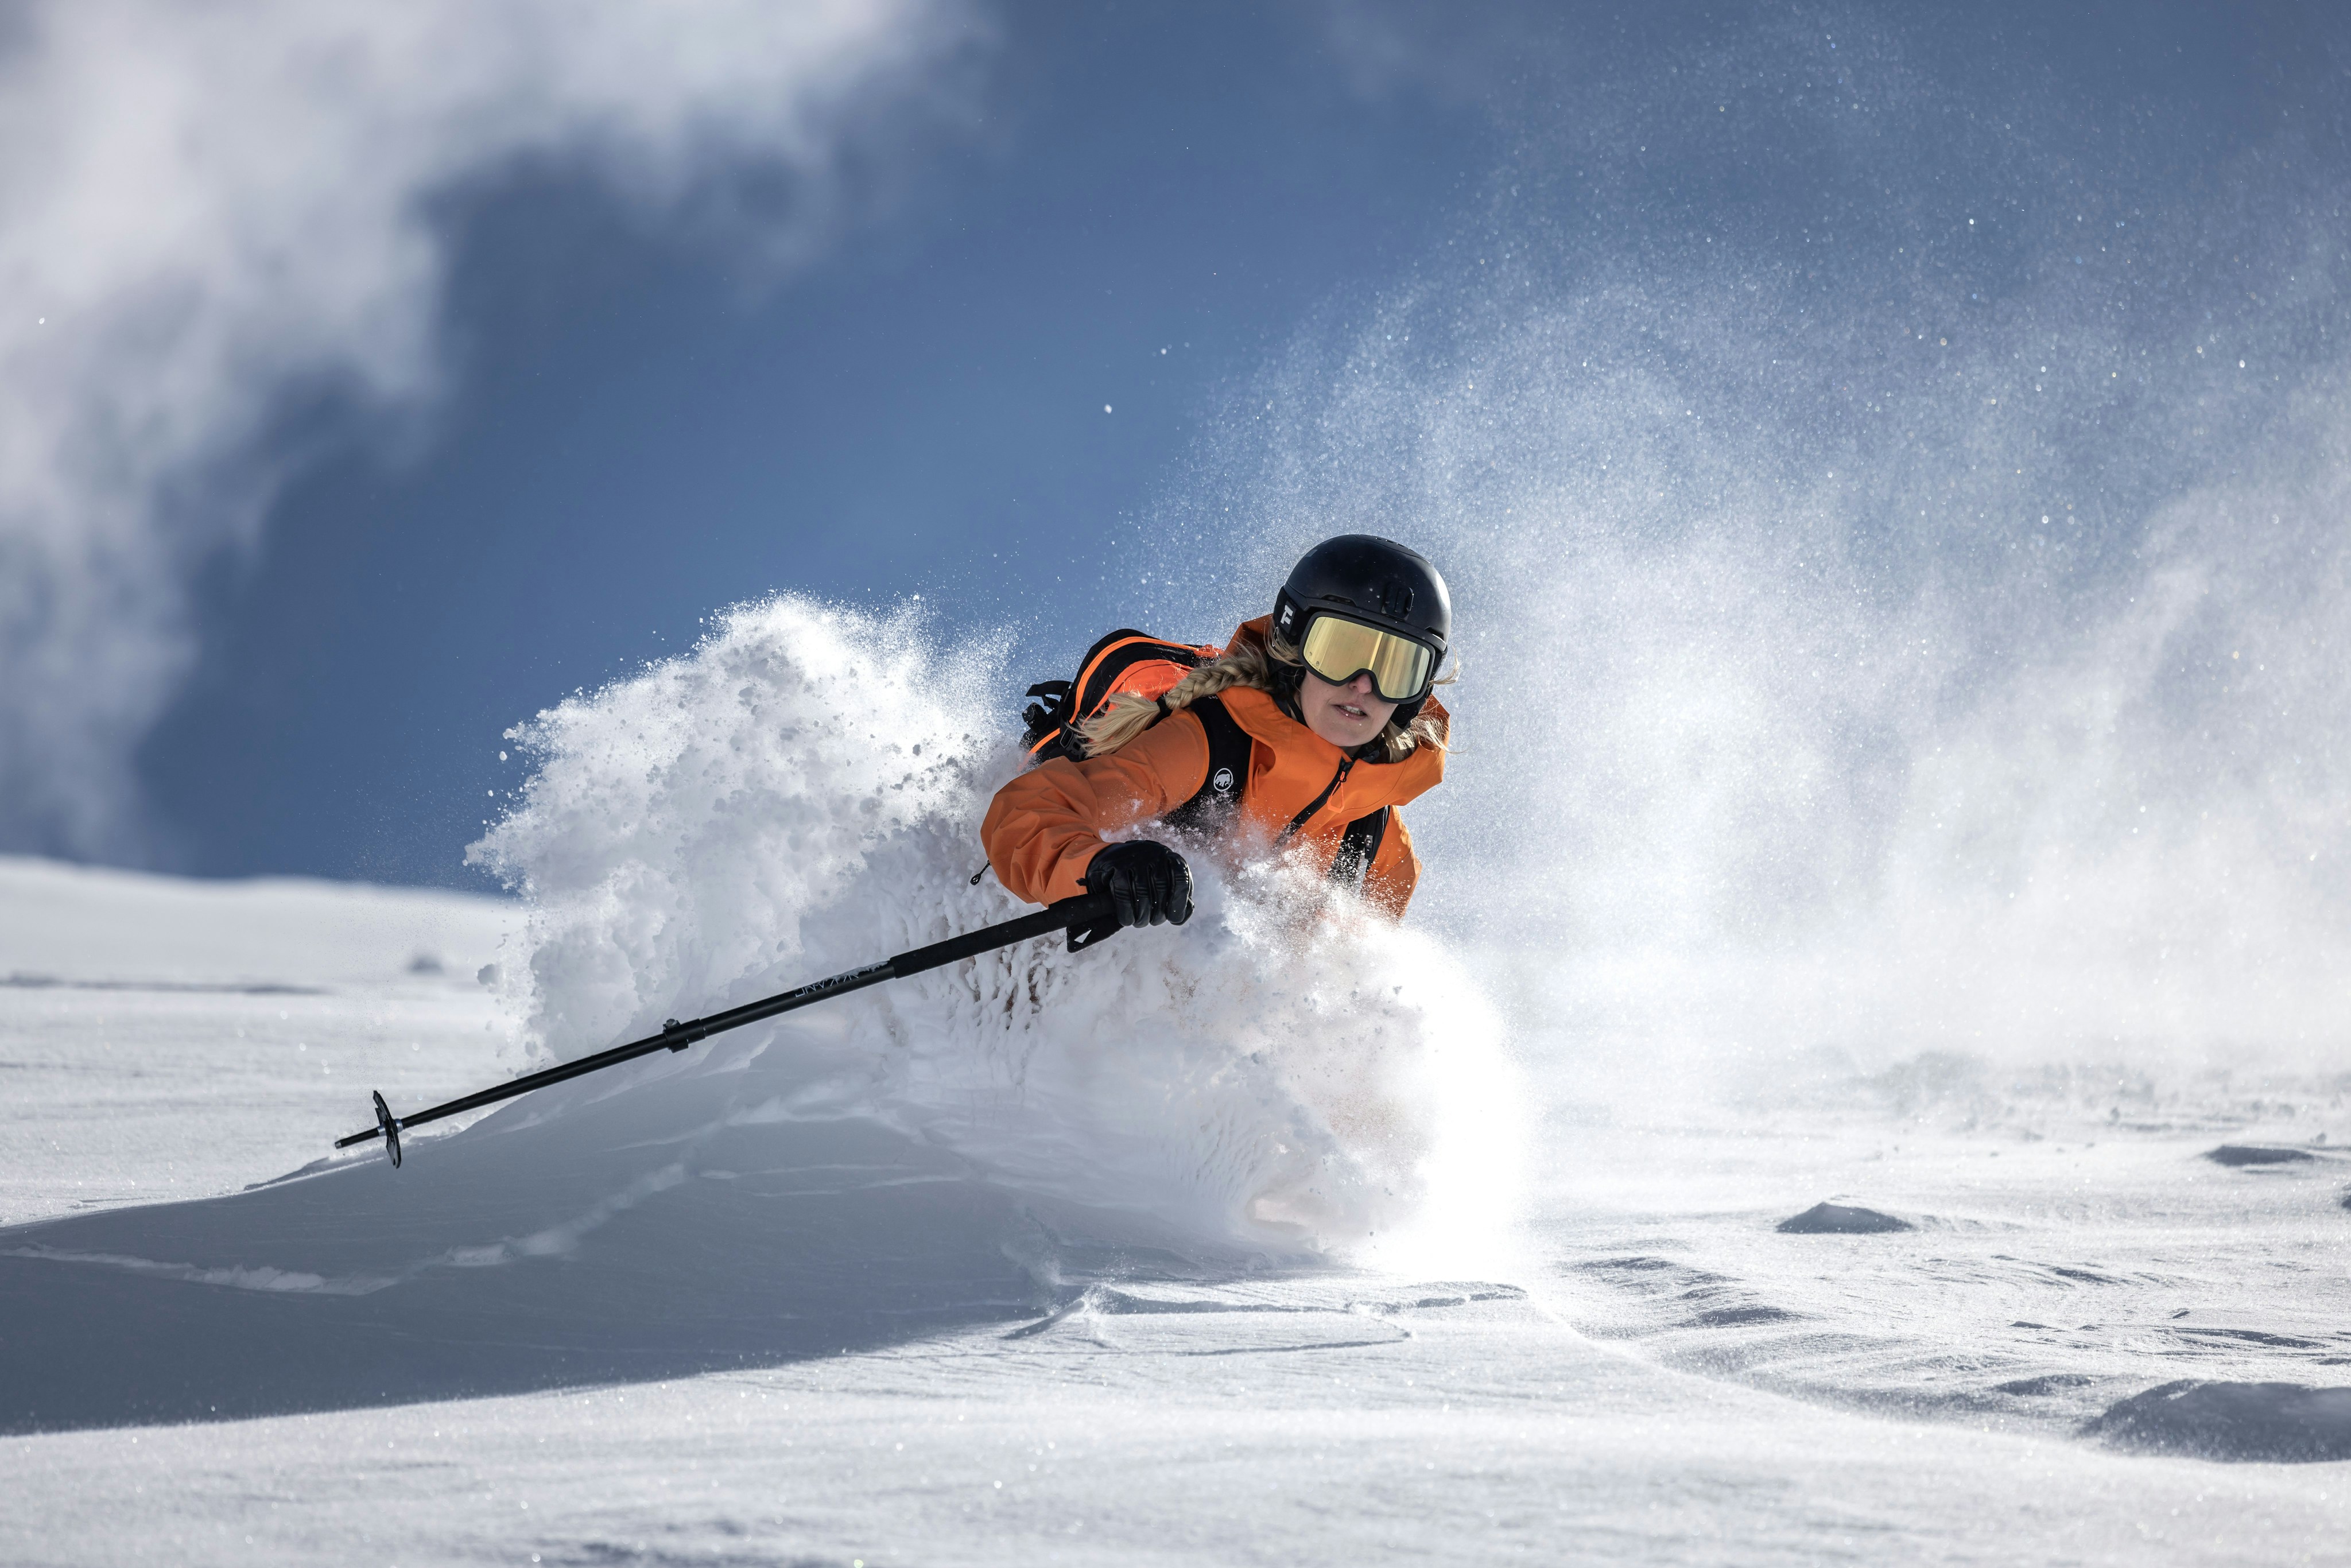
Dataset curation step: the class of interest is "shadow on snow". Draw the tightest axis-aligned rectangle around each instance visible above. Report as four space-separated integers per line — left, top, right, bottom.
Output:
0 1051 1251 1435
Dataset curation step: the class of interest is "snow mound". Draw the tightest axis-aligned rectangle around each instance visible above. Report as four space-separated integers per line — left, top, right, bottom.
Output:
1775 1202 1912 1235
2082 1380 2351 1462
2202 1145 2317 1167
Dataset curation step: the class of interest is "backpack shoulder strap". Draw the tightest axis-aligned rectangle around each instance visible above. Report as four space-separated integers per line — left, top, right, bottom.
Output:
1163 694 1252 831
1328 805 1391 888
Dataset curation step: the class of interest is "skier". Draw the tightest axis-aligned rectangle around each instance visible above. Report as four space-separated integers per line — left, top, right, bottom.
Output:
342 537 1451 1166
982 534 1452 930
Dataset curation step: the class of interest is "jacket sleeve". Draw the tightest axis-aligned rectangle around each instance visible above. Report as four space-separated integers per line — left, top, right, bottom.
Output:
1361 808 1420 918
981 712 1212 906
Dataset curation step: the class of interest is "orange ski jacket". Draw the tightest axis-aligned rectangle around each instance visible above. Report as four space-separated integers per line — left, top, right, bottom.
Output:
982 618 1446 917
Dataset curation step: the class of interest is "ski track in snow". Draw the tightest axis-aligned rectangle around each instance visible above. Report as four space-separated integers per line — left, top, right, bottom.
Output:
2 605 2346 1563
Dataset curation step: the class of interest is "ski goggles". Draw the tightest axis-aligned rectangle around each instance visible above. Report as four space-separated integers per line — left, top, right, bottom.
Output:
1297 613 1437 703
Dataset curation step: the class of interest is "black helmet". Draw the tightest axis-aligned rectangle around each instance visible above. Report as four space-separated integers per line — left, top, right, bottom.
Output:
1272 535 1451 731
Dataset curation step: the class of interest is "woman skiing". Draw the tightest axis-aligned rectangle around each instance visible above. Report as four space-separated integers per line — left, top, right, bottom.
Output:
982 535 1451 930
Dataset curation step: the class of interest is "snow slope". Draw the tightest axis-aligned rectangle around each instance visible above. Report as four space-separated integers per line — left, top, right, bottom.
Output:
2 602 2346 1564
0 856 515 1224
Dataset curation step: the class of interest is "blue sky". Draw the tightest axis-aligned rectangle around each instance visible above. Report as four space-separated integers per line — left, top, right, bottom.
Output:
7 1 2344 886
132 2 1507 882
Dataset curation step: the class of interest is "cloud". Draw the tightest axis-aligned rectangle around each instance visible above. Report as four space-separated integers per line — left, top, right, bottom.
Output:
0 0 983 860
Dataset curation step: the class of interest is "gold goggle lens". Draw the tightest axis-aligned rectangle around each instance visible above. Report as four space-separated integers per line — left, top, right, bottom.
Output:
1299 615 1434 702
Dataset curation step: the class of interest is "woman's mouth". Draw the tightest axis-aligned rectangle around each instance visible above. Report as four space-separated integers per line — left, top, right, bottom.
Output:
1335 702 1367 721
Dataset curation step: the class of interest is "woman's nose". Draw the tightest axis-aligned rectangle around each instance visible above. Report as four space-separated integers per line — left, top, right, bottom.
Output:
1347 672 1376 696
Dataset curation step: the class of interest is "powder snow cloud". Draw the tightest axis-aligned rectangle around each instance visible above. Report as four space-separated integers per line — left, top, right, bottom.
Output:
0 0 981 859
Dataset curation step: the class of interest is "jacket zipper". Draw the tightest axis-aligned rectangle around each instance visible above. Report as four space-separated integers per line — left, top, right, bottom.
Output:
1278 757 1353 843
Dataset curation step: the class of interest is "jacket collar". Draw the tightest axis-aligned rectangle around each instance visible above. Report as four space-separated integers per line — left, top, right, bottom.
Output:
1217 618 1447 809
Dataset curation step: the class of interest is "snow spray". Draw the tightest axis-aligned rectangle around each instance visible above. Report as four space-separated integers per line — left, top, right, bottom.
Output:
472 15 2351 1246
468 600 1520 1268
1123 21 2351 1128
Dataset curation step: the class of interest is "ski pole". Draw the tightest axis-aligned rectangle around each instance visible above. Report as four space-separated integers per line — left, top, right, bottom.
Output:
336 889 1119 1168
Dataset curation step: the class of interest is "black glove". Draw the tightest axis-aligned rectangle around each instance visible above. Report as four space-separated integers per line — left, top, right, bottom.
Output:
1083 840 1194 929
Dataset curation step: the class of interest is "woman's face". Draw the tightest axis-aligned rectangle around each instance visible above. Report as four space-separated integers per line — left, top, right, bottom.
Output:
1297 667 1398 750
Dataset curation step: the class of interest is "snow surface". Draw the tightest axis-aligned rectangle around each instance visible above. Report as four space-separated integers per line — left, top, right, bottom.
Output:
4 601 2348 1565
